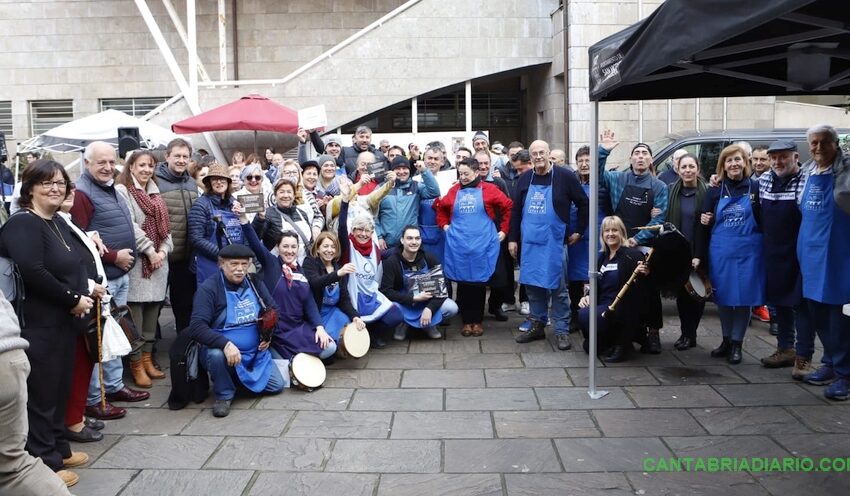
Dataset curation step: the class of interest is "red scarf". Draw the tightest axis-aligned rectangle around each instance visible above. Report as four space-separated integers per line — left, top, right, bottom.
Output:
129 185 171 278
348 234 374 257
281 260 299 287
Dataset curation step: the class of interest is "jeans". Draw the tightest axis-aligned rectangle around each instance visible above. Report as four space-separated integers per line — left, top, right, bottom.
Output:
717 306 751 342
807 299 850 377
87 274 129 405
774 304 815 359
202 347 285 400
526 250 571 336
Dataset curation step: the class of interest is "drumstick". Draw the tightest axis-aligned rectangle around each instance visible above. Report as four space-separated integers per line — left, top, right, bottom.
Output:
602 248 654 318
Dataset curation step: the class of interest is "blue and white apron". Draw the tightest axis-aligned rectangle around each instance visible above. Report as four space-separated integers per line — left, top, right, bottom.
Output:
519 172 567 290
320 281 351 340
798 172 850 305
346 243 394 322
214 274 273 393
709 180 765 306
196 208 244 284
395 259 444 329
419 197 444 262
444 186 499 283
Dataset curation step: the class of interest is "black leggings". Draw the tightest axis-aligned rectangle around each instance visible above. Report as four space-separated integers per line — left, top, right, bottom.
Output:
676 288 705 339
457 283 486 324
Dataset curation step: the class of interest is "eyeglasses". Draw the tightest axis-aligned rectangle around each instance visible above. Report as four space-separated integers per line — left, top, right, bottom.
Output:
246 175 262 181
40 180 68 189
282 170 299 176
353 227 374 234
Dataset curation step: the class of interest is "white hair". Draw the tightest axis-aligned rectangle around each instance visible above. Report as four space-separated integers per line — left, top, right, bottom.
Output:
83 141 115 162
350 213 374 232
806 124 839 143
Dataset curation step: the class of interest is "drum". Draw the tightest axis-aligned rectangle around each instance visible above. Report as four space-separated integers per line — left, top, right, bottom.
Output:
288 353 326 391
685 270 713 301
337 323 370 359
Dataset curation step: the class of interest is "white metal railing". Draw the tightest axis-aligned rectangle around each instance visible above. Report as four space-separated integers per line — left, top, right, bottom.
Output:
141 93 185 121
196 0 423 88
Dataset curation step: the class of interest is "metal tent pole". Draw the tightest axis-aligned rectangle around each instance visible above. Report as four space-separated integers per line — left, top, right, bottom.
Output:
588 100 608 400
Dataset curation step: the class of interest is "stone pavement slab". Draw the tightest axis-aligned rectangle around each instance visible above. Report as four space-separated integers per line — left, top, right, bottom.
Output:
92 436 222 469
402 369 486 388
445 353 523 369
493 411 599 438
206 437 331 471
181 408 292 436
446 388 538 410
365 353 444 369
325 439 441 473
662 435 790 459
624 385 731 408
554 437 673 472
248 472 378 496
71 469 136 496
592 408 706 437
522 352 598 368
711 383 826 406
485 368 571 387
284 410 392 439
505 473 634 496
535 387 635 410
322 369 402 388
99 408 199 435
626 471 770 496
351 388 443 410
377 474 503 496
648 365 746 385
391 411 494 439
118 469 253 496
688 406 814 435
444 439 562 473
786 405 850 433
566 366 659 386
255 388 354 410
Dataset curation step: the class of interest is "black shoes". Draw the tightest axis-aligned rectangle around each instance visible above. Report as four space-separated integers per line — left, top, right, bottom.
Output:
768 322 779 336
65 426 103 443
212 399 231 418
673 335 697 351
641 329 662 354
728 340 743 365
556 334 572 351
84 417 105 431
393 325 407 341
515 320 546 343
603 345 630 363
488 307 509 322
371 337 387 349
710 338 732 358
425 327 442 339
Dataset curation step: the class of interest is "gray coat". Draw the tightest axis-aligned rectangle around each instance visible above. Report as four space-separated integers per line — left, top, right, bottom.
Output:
116 179 173 303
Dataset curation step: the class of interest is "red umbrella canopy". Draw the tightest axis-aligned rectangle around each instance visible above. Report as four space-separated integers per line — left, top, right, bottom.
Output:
171 94 299 134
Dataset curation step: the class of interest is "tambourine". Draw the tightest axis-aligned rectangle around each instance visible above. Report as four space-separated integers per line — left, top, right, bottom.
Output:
289 353 326 391
685 269 713 302
337 323 369 359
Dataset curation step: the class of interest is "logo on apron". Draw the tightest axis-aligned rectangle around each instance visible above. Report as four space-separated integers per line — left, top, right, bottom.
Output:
232 296 258 325
804 184 825 211
528 190 547 214
720 202 746 227
458 192 478 214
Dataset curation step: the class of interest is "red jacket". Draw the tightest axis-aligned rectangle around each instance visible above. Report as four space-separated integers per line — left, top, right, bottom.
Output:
433 180 512 234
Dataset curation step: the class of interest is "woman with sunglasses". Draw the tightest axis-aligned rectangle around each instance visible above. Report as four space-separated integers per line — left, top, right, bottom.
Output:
234 163 272 222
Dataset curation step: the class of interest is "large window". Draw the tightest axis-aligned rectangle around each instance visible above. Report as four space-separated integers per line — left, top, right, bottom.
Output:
385 91 521 132
100 97 170 117
29 100 74 135
0 101 12 136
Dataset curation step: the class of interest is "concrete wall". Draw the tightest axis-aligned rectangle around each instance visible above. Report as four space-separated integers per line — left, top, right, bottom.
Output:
774 100 850 129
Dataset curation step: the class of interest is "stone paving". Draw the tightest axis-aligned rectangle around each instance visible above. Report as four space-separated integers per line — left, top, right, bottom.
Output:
69 302 850 495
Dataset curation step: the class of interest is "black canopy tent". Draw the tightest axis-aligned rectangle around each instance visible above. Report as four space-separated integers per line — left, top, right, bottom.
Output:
584 0 850 398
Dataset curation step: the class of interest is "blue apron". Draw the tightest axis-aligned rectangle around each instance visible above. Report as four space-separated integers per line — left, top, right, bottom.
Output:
567 183 602 282
196 208 244 284
216 274 273 393
419 197 444 262
444 186 499 283
797 172 850 304
761 174 803 306
519 171 567 290
396 259 444 328
319 282 350 340
709 180 765 306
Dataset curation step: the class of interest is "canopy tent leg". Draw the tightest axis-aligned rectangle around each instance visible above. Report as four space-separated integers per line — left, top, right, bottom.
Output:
588 100 608 400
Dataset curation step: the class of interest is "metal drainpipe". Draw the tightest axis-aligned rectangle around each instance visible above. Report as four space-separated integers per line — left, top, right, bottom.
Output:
232 0 239 81
563 0 569 152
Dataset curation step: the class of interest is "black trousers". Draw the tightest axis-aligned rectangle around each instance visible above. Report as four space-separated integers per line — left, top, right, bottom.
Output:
676 288 705 339
168 260 196 333
22 324 77 471
457 284 487 324
569 281 586 315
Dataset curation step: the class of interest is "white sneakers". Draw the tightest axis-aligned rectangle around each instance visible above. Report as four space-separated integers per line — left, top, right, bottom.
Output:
519 302 530 315
500 303 517 312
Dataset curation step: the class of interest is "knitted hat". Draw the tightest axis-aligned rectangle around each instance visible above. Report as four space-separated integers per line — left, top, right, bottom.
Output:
472 131 489 145
316 154 336 167
390 155 412 173
323 134 342 147
300 159 320 173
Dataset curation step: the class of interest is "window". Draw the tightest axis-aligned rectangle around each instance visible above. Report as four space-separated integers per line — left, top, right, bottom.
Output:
29 100 74 135
0 101 12 136
100 97 170 117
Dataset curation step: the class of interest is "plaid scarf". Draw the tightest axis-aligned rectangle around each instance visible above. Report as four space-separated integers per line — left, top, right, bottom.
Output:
129 185 170 278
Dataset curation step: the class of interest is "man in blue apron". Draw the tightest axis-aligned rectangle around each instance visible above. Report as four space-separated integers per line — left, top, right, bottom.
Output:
796 125 850 401
757 141 815 379
186 244 284 417
597 132 669 353
380 225 458 340
509 140 588 350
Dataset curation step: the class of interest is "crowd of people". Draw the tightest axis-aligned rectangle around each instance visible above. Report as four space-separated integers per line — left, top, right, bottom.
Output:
0 122 848 491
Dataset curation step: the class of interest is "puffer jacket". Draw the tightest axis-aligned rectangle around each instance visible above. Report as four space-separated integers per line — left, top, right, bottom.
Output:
155 162 198 262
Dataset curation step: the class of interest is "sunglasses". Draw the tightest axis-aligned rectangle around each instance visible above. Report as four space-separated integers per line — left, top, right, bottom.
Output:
246 175 263 181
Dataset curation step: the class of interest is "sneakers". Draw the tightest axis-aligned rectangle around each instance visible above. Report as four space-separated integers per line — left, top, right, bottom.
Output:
761 348 796 368
500 303 517 313
791 357 816 381
62 451 89 468
752 305 770 322
57 470 79 487
805 365 837 386
393 325 407 341
519 302 530 315
824 378 849 401
425 326 442 339
515 320 546 343
556 334 572 351
519 316 548 332
212 399 232 418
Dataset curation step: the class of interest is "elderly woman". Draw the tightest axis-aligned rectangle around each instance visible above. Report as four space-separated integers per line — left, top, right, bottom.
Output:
115 150 173 387
336 180 404 349
696 144 763 364
233 162 272 222
241 218 337 363
434 158 512 337
577 216 650 363
666 154 708 350
276 159 324 236
0 160 95 487
188 163 253 284
253 179 314 264
302 231 366 343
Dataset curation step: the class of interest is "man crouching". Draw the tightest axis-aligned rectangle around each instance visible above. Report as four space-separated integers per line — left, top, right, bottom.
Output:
187 244 284 417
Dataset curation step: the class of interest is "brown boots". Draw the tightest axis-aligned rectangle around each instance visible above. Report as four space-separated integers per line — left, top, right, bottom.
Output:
130 352 165 388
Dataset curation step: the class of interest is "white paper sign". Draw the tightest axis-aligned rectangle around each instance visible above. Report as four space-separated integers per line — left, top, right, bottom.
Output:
298 105 328 131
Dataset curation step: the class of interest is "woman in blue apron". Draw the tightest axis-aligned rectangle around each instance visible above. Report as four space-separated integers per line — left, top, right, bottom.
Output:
302 231 366 341
434 159 512 337
577 216 650 362
336 180 404 349
697 145 764 365
188 163 252 284
242 217 337 365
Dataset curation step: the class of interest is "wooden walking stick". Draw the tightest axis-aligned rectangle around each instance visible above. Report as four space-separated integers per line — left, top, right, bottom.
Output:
96 297 106 411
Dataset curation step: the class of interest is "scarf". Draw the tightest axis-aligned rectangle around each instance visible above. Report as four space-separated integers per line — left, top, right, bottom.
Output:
348 233 374 258
129 185 171 278
667 177 707 230
280 257 299 288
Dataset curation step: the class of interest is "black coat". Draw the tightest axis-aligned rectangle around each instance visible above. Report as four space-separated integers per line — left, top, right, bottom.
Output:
302 255 359 319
